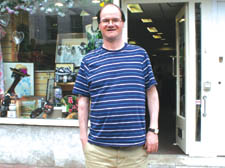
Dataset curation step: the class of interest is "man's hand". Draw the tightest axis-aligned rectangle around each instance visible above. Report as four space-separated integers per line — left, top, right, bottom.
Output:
144 131 159 153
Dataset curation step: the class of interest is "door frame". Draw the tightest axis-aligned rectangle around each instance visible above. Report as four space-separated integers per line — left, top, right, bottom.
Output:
175 5 187 153
121 0 209 156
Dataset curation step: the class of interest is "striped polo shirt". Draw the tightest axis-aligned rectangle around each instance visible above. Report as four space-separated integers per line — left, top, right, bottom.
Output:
72 43 157 147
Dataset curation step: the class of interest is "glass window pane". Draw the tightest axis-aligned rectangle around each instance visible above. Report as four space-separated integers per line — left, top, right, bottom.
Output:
0 0 108 120
195 3 202 141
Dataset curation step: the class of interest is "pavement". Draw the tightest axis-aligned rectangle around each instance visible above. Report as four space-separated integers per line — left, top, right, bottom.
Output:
0 165 55 168
0 154 225 168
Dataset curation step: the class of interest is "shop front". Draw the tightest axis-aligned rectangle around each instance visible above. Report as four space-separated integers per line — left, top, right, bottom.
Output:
122 0 225 157
0 0 225 167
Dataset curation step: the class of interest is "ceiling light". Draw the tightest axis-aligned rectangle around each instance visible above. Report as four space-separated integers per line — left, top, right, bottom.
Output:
163 43 169 45
141 18 152 23
127 4 143 13
147 27 158 33
55 2 64 7
158 47 174 51
152 34 162 39
161 38 166 40
157 32 163 35
152 54 157 57
92 0 100 3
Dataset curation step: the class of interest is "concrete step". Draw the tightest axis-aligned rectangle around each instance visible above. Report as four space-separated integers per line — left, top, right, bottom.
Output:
148 154 225 168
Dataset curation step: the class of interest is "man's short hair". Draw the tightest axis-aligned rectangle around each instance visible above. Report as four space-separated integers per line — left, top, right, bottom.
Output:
96 3 126 24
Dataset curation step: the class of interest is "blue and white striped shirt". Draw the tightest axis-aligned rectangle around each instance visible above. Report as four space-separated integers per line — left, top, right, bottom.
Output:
72 43 157 147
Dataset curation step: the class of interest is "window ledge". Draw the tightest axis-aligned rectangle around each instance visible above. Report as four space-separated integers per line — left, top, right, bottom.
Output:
0 118 80 127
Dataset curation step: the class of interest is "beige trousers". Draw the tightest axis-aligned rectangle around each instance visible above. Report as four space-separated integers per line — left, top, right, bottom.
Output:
83 142 149 168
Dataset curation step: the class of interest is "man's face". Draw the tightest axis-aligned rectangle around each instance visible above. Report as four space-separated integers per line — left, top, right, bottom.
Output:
98 5 124 42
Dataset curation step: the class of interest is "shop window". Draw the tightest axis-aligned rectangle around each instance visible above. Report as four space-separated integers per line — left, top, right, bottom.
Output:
0 0 107 122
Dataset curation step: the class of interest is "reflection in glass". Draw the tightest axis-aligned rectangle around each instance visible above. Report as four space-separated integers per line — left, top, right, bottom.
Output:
14 0 102 70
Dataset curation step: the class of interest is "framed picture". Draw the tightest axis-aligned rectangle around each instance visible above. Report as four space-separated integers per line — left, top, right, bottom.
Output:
55 33 88 67
16 96 41 118
3 62 34 98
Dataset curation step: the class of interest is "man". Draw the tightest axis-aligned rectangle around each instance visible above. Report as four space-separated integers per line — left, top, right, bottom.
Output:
73 3 159 168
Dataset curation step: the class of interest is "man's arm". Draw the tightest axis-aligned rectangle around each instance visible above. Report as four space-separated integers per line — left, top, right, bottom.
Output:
144 85 159 153
78 95 90 149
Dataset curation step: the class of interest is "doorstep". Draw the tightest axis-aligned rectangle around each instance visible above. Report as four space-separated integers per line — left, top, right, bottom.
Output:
148 154 225 168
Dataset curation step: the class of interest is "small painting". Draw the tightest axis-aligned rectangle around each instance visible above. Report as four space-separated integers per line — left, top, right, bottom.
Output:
3 62 34 98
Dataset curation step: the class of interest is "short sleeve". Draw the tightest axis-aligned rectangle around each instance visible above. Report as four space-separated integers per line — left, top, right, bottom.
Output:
72 60 90 97
142 51 157 89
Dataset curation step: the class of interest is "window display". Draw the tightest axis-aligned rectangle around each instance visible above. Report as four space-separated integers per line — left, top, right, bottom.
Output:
0 0 113 121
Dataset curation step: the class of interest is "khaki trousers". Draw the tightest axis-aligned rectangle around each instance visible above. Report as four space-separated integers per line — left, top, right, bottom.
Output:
83 142 149 168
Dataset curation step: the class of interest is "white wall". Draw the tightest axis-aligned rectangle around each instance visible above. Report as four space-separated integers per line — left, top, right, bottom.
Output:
0 125 85 167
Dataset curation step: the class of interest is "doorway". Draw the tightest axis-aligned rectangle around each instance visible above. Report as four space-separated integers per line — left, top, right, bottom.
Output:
127 2 185 154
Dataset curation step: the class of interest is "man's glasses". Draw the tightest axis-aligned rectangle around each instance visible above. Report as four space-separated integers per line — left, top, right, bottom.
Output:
100 18 122 25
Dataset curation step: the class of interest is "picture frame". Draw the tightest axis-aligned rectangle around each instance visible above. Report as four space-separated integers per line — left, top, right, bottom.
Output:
16 96 41 118
3 62 34 98
55 33 88 67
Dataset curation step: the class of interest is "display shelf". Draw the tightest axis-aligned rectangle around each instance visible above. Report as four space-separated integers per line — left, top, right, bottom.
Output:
55 82 74 92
